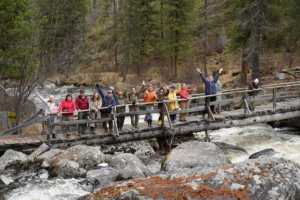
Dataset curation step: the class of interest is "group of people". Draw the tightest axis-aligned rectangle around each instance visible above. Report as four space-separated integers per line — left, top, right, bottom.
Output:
41 67 260 135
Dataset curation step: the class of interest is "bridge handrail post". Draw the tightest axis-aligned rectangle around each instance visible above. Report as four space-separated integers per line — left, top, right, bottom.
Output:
47 116 53 146
163 102 173 129
112 106 119 137
243 92 251 114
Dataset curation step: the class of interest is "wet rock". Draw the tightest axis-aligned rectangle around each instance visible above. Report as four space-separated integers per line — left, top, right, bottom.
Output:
109 153 151 180
146 160 162 175
29 143 50 160
102 141 155 164
163 141 229 172
214 142 247 153
38 169 49 179
87 167 120 186
117 190 151 200
38 148 65 162
52 145 105 170
0 175 13 187
51 159 86 178
249 148 276 159
87 158 300 200
0 150 28 171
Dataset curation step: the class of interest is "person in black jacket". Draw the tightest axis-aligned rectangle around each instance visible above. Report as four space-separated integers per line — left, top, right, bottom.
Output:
247 78 260 111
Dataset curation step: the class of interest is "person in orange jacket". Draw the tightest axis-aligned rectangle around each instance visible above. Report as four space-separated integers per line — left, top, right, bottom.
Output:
143 84 158 127
178 83 191 121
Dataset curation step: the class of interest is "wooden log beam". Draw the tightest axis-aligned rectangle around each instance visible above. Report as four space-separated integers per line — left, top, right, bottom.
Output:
50 110 300 148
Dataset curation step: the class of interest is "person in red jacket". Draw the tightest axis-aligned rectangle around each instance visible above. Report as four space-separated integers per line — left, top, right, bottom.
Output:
59 94 76 134
59 94 76 117
178 83 191 121
75 89 90 134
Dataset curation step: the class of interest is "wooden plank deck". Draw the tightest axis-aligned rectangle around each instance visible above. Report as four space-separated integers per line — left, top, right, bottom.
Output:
0 97 299 153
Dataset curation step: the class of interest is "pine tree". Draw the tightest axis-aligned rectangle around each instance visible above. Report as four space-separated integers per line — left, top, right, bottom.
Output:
0 0 42 125
38 0 88 74
119 0 158 76
227 0 282 79
163 0 195 78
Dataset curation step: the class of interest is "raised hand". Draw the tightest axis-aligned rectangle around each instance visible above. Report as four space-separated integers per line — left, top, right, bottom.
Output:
196 68 202 74
219 68 223 74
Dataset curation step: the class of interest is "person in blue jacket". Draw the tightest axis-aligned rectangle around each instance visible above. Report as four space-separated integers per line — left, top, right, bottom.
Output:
96 84 117 133
196 68 223 116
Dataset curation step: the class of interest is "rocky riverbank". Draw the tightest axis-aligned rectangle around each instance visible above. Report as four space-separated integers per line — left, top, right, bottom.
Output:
1 126 300 200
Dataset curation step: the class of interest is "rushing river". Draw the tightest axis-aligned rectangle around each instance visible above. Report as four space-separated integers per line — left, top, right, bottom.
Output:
5 179 89 200
195 124 300 164
3 84 299 200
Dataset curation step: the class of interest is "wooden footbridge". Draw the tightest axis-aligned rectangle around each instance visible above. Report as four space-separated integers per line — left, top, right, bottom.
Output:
0 81 299 153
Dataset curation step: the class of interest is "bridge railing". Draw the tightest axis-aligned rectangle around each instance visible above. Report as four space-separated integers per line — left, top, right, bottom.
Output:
43 81 300 145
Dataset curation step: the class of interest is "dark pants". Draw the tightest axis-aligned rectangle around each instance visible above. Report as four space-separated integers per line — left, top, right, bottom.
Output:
130 105 139 128
117 106 125 130
205 96 217 115
102 111 112 132
158 103 165 127
144 105 153 127
78 111 89 134
170 114 176 122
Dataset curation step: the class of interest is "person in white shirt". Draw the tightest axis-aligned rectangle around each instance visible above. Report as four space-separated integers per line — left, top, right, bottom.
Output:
47 95 59 115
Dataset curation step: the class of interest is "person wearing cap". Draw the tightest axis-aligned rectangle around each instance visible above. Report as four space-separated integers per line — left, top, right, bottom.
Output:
167 85 179 123
128 87 140 128
75 89 90 134
196 68 223 117
247 78 260 111
102 89 117 133
157 86 168 126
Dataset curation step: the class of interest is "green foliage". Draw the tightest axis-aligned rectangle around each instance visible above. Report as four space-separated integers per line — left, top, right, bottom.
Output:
226 0 284 50
37 0 88 73
0 0 38 79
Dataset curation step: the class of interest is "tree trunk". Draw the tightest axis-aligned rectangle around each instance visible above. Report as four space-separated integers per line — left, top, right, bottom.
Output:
160 0 164 39
203 0 209 76
113 0 119 71
241 48 248 86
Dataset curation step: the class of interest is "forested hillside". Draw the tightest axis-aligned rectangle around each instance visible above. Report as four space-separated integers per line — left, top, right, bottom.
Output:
1 0 300 84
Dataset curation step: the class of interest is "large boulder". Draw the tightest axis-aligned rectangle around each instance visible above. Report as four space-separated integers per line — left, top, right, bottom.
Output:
109 153 151 180
50 159 86 178
87 167 120 186
86 158 300 200
102 141 155 164
38 148 65 162
163 141 229 172
29 143 50 160
0 150 28 171
52 145 105 170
